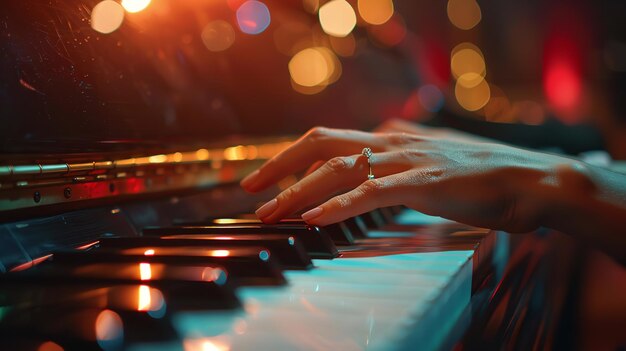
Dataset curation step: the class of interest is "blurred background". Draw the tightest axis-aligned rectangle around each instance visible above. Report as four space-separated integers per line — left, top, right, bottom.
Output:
2 0 625 156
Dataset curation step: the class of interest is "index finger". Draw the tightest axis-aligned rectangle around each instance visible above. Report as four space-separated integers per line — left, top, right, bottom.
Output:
240 127 386 192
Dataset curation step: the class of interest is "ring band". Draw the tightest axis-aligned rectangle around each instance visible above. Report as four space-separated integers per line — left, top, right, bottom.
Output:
362 147 375 180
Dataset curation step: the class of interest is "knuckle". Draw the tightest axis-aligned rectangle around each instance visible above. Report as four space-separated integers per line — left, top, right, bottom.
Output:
306 126 330 140
333 195 352 209
325 156 351 174
385 133 410 145
359 178 384 195
398 149 422 161
278 185 300 203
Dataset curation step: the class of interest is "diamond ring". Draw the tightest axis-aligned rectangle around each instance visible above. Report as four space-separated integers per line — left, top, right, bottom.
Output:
362 147 375 180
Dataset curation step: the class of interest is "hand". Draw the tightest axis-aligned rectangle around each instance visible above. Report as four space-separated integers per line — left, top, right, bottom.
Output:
241 126 594 233
374 118 492 143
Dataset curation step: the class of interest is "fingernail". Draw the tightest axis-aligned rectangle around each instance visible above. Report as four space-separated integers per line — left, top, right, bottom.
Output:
240 169 260 189
256 198 278 218
301 207 323 222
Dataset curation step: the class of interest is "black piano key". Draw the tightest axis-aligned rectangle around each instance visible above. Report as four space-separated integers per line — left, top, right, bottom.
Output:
388 205 406 216
378 207 397 224
48 247 286 286
0 274 241 311
143 225 339 258
343 216 368 238
359 209 387 229
205 218 355 245
96 235 313 270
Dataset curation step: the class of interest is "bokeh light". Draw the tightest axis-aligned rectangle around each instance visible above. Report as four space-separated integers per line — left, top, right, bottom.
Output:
139 262 152 280
483 85 513 122
37 342 63 351
358 0 394 25
236 1 271 35
451 44 486 79
418 85 445 112
319 0 357 38
289 48 330 87
290 79 327 95
515 100 546 125
121 0 151 13
95 310 124 350
91 1 125 34
447 0 482 30
544 60 582 115
201 20 236 52
455 74 491 111
289 47 341 92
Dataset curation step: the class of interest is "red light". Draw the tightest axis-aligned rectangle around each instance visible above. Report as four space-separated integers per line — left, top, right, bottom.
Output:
542 2 592 124
544 59 581 115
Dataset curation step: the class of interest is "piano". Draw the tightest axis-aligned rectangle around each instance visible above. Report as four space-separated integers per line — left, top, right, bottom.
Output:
3 0 625 350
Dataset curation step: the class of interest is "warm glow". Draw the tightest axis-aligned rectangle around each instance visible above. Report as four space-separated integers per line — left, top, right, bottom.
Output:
121 0 150 13
144 249 155 256
289 48 329 87
201 21 236 52
483 85 513 123
196 148 210 160
358 0 394 25
211 250 230 257
456 72 484 88
95 310 123 344
447 0 481 30
148 154 167 163
289 47 340 91
91 1 125 34
37 342 64 351
319 0 357 38
451 45 485 79
139 263 152 280
544 60 582 115
224 145 247 160
246 145 258 159
317 47 342 84
183 338 231 351
201 267 226 282
214 219 239 224
137 285 151 311
173 152 183 162
236 1 271 35
455 74 491 111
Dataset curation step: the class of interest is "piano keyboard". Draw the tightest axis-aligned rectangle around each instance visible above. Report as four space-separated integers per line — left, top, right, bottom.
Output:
0 207 495 351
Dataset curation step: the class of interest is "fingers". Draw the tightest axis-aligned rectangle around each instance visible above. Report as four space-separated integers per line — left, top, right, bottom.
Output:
304 160 326 177
301 173 413 226
240 127 386 192
257 151 417 223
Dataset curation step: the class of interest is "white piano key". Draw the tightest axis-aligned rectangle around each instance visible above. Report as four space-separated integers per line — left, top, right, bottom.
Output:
393 210 451 226
127 250 474 351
